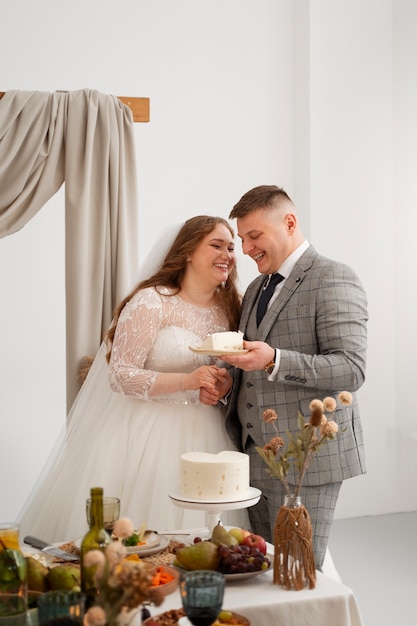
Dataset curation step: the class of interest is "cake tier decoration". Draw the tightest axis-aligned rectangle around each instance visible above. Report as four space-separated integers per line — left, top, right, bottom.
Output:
179 451 250 501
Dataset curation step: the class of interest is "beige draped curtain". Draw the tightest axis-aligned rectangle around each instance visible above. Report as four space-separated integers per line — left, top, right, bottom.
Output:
0 89 139 411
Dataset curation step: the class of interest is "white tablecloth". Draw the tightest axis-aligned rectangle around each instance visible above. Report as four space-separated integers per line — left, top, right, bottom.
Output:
143 531 363 626
148 568 364 626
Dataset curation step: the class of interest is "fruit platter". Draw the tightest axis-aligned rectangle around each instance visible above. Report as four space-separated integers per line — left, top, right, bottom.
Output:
171 523 271 581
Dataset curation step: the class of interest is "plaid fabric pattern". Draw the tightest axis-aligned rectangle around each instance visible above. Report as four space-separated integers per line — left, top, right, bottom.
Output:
225 244 368 568
226 245 368 485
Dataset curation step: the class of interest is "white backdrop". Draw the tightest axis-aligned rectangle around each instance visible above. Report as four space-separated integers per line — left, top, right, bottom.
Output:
1 0 416 524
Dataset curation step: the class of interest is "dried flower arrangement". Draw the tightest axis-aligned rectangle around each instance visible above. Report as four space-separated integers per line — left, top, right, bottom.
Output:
255 391 353 591
83 518 163 626
256 391 352 497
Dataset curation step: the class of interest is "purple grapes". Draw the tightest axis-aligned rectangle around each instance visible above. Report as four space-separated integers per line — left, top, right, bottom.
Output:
217 544 271 575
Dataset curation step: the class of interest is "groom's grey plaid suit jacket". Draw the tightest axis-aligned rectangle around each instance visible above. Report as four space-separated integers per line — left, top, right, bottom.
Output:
225 244 368 486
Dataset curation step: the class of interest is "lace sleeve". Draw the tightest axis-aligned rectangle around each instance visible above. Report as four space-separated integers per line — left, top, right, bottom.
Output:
107 288 163 399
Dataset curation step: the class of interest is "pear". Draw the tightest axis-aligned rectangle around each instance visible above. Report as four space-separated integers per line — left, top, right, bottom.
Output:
26 556 49 592
174 540 220 571
211 523 238 548
47 564 81 591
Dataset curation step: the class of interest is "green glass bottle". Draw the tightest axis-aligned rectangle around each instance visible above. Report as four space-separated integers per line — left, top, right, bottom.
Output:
80 487 111 608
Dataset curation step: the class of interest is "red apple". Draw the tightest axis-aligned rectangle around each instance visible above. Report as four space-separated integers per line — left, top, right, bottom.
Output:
241 533 267 555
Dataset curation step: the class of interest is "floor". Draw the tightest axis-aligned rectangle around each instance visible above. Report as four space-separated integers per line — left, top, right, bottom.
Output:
328 511 417 626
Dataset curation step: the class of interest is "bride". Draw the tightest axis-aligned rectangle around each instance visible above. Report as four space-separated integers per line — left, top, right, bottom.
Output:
17 216 249 542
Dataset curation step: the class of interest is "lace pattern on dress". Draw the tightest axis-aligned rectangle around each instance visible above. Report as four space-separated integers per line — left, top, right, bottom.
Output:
108 286 229 403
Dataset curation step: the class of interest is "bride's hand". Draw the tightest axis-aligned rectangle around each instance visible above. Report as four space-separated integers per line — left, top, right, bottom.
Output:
199 367 232 405
199 387 219 405
183 366 219 392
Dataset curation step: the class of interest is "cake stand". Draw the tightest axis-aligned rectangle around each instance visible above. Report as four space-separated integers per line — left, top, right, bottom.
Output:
169 487 261 534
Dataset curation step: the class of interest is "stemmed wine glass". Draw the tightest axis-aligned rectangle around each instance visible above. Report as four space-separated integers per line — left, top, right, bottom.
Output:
86 496 120 534
180 570 225 626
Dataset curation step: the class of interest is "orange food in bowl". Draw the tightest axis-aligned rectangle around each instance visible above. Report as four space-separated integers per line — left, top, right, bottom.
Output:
150 565 179 596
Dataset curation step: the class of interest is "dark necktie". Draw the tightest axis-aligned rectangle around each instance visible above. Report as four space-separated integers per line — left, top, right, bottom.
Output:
256 273 284 326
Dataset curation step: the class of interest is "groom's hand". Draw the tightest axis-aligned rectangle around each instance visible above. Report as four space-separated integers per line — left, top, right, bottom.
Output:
220 340 275 371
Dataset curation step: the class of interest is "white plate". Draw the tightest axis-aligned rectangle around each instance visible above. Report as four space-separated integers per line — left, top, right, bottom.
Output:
189 346 248 356
127 534 170 556
124 532 160 554
223 562 271 581
74 533 170 556
169 486 261 506
174 559 271 582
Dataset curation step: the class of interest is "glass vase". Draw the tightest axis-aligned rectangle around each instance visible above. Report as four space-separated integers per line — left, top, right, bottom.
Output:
273 494 316 590
0 523 27 626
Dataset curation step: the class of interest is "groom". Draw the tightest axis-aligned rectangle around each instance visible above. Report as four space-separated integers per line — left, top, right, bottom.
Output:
220 185 368 570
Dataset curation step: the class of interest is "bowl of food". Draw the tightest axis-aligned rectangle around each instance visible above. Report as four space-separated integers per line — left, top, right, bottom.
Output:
143 608 250 625
213 611 250 626
149 565 179 597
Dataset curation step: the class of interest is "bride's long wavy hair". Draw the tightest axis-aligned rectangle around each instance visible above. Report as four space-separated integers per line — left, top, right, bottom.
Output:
105 216 241 363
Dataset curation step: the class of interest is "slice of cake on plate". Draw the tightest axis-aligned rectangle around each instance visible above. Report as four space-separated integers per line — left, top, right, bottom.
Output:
191 331 245 353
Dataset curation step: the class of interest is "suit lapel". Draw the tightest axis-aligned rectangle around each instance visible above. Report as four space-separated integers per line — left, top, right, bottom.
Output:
239 275 264 333
254 245 317 340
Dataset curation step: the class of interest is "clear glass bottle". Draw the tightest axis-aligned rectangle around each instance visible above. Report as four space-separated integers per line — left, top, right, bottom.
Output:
80 487 111 608
0 523 27 626
284 494 302 508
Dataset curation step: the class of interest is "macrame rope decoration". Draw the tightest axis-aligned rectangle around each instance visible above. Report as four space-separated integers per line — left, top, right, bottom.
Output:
273 501 316 590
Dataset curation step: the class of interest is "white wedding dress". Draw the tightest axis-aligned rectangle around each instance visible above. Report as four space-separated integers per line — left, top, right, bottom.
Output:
18 287 248 542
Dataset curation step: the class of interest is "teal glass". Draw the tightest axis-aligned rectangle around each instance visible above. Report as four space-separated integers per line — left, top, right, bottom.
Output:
180 570 225 626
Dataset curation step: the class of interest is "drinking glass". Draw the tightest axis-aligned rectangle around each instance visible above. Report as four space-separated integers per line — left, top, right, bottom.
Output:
86 496 120 534
37 590 85 626
180 570 225 626
0 523 27 626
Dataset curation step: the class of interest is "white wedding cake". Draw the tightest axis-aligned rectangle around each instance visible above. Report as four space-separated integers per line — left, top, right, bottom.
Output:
179 451 250 501
198 331 245 351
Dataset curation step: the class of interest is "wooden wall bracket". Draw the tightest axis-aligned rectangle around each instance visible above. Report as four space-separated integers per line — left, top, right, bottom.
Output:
0 92 150 122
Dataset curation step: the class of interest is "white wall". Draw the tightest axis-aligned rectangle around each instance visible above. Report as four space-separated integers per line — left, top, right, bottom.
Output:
1 0 416 524
308 0 398 516
304 0 417 518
